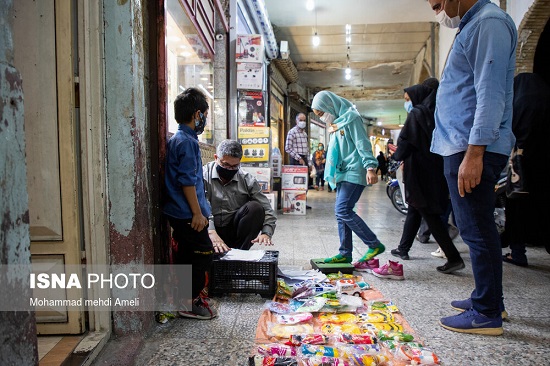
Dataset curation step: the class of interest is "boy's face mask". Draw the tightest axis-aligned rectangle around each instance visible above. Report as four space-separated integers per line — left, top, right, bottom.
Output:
195 111 207 135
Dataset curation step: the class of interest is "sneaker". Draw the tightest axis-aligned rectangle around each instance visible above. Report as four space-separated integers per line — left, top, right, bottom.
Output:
431 247 446 258
359 243 386 262
436 260 465 274
439 308 503 335
371 260 404 280
415 234 430 243
451 298 508 320
323 254 352 263
178 297 218 320
353 258 379 273
390 248 410 260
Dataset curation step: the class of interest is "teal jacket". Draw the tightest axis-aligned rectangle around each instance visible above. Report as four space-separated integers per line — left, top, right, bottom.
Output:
311 91 378 188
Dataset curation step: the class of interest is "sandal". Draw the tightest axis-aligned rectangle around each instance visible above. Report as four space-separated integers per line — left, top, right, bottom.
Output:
502 253 528 267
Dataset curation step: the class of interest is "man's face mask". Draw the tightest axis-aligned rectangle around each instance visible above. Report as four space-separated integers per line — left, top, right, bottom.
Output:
297 120 307 129
318 145 324 151
195 111 207 135
435 0 461 29
216 161 239 181
320 112 335 125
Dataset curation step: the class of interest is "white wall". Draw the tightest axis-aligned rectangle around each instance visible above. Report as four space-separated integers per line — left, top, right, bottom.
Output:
508 0 536 28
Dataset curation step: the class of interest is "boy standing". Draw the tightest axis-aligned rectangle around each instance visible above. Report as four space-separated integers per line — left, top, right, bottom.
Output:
163 88 217 320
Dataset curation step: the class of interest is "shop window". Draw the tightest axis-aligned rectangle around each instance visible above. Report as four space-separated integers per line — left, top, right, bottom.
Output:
165 0 214 144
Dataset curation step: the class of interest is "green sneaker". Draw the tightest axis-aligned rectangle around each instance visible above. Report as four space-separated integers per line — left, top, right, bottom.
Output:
359 243 386 262
323 254 352 263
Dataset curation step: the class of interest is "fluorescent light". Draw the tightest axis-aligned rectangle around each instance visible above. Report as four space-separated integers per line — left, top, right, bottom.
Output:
312 33 320 47
306 0 315 11
180 51 192 57
200 77 209 81
197 84 214 100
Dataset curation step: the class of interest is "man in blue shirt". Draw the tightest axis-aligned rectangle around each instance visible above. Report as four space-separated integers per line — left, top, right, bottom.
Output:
427 0 517 335
163 87 217 320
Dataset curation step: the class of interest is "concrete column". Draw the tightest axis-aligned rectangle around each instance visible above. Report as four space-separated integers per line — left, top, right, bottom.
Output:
0 1 38 364
103 0 154 335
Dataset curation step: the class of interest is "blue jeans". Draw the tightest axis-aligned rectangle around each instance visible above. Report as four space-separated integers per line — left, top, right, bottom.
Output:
335 181 380 257
444 152 508 317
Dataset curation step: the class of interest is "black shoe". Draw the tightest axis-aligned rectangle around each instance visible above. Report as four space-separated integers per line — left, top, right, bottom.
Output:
390 248 409 260
502 253 528 267
437 260 465 274
306 205 312 210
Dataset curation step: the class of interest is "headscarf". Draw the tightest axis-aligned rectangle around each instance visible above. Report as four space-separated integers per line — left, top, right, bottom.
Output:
311 91 364 188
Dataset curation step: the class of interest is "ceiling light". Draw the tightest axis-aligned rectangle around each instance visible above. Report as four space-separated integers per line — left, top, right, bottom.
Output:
346 36 351 44
377 121 382 126
306 0 315 11
180 51 192 57
345 73 351 80
345 67 351 75
312 33 320 47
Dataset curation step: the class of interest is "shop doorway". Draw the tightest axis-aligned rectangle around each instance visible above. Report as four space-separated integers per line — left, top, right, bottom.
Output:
13 0 85 335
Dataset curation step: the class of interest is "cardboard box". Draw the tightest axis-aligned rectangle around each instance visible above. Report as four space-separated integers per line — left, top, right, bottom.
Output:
281 165 309 190
264 193 276 211
282 190 307 215
241 166 271 192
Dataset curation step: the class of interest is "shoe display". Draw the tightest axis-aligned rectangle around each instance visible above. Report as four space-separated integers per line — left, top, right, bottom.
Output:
371 260 404 280
353 258 379 273
439 308 503 335
450 298 508 320
390 248 410 260
436 260 465 274
323 254 353 263
178 297 218 320
415 234 430 243
431 247 446 258
360 243 386 261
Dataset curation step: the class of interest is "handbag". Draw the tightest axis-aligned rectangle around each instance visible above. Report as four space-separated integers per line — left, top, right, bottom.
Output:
506 146 528 198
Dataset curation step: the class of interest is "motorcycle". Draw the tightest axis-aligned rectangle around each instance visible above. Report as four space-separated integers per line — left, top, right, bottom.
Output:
386 179 408 215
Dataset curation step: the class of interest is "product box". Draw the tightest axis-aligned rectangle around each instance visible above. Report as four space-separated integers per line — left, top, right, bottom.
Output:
236 34 264 63
282 190 307 215
281 165 309 190
264 193 276 211
241 166 271 192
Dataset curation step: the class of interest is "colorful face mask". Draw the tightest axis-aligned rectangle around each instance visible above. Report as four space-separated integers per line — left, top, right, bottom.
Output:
195 111 207 135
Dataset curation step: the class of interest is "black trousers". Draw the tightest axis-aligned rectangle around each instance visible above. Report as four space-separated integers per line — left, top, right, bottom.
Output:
168 216 213 300
290 154 308 166
397 204 462 263
215 201 265 250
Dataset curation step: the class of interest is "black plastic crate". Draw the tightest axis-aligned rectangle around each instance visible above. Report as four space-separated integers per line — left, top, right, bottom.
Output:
210 250 279 298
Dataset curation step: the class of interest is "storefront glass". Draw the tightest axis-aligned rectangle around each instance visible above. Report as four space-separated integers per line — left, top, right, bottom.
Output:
165 0 214 143
309 119 326 157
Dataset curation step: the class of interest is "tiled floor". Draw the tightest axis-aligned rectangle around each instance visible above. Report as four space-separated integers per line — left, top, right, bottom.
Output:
94 181 550 366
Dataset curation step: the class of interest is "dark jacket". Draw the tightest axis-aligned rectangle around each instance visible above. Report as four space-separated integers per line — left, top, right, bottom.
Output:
392 79 448 214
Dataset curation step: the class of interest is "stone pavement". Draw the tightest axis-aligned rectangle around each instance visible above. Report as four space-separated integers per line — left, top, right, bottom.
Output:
92 181 550 366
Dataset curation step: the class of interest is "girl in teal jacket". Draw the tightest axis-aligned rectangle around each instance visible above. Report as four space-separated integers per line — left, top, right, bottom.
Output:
311 91 385 266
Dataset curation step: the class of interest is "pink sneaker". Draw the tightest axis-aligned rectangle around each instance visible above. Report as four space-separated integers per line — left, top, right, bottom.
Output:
353 258 379 273
372 260 404 280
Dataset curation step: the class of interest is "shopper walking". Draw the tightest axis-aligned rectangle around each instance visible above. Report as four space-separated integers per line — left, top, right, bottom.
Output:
311 91 385 266
389 78 464 274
